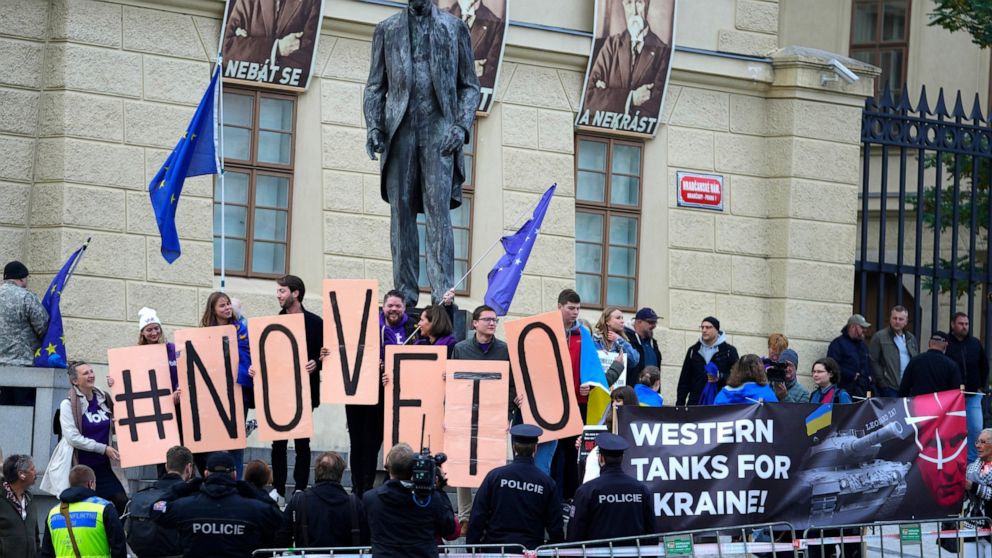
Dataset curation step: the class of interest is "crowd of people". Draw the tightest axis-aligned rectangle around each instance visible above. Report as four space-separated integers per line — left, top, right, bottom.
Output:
2 258 992 556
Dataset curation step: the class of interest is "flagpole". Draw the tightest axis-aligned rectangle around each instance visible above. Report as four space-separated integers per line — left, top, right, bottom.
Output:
216 55 226 292
450 188 554 291
65 237 91 282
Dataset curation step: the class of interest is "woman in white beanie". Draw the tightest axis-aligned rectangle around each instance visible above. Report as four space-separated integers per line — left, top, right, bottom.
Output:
136 307 180 401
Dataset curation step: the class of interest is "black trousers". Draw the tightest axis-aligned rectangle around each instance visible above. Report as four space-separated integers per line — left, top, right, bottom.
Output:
346 401 384 497
272 437 311 496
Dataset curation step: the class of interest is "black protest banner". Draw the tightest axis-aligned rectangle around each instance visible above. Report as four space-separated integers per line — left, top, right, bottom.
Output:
107 344 181 468
321 279 380 405
174 325 246 453
249 313 314 441
620 390 968 532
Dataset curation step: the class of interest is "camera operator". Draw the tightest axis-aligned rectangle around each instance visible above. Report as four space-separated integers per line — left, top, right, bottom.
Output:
772 349 809 403
466 424 564 549
364 443 458 558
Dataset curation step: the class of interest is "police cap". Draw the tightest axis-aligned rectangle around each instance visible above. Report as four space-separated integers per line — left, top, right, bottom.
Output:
510 424 543 443
596 432 629 455
206 452 236 473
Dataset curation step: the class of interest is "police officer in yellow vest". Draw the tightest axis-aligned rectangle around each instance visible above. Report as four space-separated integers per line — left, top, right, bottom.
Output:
40 464 126 558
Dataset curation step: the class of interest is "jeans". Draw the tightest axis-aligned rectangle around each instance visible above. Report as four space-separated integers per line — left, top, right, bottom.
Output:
968 393 984 463
535 440 557 475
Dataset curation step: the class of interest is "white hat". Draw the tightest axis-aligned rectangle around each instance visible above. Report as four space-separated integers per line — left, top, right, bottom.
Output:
138 307 162 332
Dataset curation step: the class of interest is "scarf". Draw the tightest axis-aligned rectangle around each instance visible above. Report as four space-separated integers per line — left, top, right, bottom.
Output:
2 481 28 519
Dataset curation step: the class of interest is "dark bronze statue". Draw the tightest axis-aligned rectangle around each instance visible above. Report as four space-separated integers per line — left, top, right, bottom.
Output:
363 0 481 307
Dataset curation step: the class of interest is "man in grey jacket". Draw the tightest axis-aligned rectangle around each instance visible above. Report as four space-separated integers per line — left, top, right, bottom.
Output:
450 304 513 533
868 305 919 397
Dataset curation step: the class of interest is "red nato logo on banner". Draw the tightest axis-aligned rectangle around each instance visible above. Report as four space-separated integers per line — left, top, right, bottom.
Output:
677 171 724 211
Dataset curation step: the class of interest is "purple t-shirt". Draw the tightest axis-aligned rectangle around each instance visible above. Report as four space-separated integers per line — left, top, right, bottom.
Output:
76 395 112 467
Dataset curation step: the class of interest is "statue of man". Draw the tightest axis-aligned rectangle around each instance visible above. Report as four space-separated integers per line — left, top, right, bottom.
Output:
363 0 481 308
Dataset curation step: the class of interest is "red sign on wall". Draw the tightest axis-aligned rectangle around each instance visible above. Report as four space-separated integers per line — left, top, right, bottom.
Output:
677 171 724 211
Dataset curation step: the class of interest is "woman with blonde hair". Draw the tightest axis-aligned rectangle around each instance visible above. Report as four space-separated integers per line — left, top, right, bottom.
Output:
592 306 640 376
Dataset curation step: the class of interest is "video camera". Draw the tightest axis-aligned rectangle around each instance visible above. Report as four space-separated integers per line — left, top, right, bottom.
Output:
763 357 788 383
408 415 447 502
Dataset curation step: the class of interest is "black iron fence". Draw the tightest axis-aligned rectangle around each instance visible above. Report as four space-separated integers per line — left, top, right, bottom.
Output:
857 84 992 348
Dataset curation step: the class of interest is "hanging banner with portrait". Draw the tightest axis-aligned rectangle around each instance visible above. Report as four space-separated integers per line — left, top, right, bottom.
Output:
219 0 327 91
576 0 677 137
435 0 510 115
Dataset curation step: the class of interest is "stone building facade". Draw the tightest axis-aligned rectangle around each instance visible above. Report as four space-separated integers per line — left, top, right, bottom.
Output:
0 0 888 450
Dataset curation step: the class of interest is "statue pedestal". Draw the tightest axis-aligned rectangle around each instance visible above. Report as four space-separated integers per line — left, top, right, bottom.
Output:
0 366 70 472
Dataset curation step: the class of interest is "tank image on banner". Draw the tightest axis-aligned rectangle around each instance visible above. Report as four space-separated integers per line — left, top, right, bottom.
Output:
219 0 327 91
576 0 677 137
435 0 510 115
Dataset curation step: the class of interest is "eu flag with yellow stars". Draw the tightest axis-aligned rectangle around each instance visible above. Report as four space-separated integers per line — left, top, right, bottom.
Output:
149 65 221 263
33 243 87 368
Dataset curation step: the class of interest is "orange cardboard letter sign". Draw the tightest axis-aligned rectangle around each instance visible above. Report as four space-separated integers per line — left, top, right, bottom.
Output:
174 325 246 453
504 310 583 441
107 344 181 468
383 345 446 461
321 279 380 405
249 313 314 441
444 360 509 488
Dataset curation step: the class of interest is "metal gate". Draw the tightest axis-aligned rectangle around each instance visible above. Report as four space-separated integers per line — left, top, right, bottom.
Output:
856 84 992 347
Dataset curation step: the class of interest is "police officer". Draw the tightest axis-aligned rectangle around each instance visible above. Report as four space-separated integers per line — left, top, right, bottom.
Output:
567 433 655 543
39 465 126 558
155 452 282 557
466 424 564 549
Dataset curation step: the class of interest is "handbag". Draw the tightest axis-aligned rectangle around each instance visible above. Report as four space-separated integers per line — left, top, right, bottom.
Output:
40 437 74 496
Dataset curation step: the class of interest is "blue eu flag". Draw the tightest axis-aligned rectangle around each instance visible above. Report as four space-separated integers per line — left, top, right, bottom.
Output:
149 66 221 263
484 184 557 316
34 243 87 368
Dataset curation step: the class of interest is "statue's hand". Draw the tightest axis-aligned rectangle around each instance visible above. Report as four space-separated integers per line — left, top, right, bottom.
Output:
366 129 385 160
440 126 463 156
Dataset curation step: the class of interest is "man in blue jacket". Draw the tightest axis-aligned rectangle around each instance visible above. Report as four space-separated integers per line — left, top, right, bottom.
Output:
827 314 873 399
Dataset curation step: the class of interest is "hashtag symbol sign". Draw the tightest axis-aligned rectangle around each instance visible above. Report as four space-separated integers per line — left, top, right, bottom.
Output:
114 369 175 442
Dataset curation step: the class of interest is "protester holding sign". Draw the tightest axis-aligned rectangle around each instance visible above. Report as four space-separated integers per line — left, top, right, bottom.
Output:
963 428 992 558
270 275 323 498
137 307 190 477
200 292 252 479
54 362 128 514
414 305 458 356
341 289 416 497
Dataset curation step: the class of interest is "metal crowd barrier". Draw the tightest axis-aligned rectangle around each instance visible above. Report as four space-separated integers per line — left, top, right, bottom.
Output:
534 522 798 557
252 543 529 557
795 517 992 558
251 518 992 558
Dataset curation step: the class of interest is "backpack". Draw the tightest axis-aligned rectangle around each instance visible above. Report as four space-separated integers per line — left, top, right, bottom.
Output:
125 484 182 557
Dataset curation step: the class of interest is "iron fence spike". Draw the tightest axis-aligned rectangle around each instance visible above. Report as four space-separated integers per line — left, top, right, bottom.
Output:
935 88 949 117
953 90 968 119
916 85 931 114
971 92 985 121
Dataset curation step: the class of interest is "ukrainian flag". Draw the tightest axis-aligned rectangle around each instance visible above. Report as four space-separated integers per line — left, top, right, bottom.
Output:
805 403 833 435
578 326 612 425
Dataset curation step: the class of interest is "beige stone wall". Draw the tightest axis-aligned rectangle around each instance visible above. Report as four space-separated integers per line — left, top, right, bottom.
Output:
0 0 885 450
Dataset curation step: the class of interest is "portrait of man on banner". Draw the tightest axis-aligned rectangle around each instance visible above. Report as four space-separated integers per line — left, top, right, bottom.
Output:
220 0 327 90
435 0 510 114
576 0 676 137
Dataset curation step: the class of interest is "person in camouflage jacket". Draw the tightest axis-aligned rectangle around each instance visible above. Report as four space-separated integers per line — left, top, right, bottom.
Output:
0 261 48 366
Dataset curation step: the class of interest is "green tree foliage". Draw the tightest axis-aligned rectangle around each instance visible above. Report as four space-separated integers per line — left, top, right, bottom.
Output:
929 0 992 48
